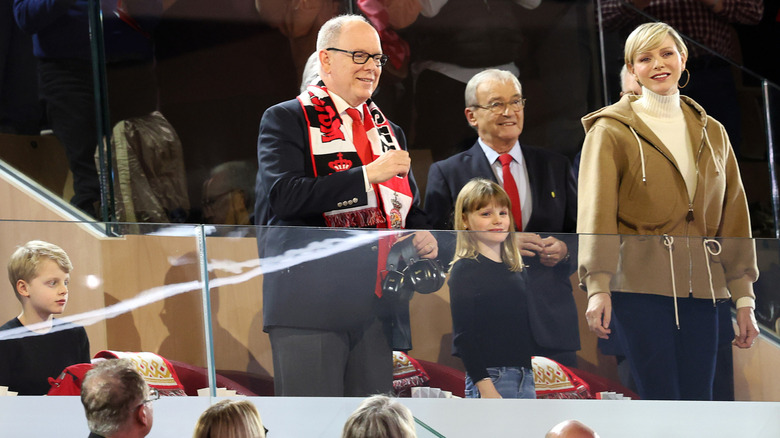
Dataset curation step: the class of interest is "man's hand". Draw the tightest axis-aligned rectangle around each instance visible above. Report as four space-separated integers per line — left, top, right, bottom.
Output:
539 236 568 267
734 306 760 349
410 231 438 259
515 233 544 258
585 293 612 339
365 150 410 183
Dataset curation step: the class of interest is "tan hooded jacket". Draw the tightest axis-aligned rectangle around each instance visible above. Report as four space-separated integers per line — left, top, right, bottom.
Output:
577 94 757 315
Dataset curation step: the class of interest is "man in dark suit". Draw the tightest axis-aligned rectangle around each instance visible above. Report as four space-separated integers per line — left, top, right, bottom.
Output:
255 14 437 397
425 69 580 366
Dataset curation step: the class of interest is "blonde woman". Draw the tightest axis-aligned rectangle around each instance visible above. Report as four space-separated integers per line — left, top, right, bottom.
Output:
578 22 759 400
193 400 266 438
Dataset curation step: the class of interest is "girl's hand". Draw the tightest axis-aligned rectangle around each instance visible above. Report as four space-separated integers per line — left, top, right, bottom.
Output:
476 378 502 399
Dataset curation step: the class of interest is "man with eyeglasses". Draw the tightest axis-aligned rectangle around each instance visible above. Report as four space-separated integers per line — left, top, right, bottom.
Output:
255 14 437 397
425 69 581 368
80 359 155 438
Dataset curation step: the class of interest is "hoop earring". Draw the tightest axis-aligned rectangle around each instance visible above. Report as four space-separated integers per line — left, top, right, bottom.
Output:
678 68 690 89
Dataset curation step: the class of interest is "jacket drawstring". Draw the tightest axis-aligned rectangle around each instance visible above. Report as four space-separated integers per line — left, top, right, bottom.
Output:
702 126 723 176
703 239 721 306
663 235 679 329
630 126 646 183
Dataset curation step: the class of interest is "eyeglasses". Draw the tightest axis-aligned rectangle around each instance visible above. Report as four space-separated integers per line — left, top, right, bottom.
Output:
326 48 388 67
138 388 160 407
471 98 526 114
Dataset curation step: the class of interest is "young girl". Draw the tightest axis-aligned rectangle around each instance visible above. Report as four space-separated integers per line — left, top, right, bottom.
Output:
449 178 533 399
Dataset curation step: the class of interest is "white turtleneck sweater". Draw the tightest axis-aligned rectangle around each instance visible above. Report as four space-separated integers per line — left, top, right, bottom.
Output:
631 88 696 202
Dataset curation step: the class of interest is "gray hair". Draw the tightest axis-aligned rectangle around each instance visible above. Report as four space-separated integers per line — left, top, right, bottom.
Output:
316 14 372 51
464 69 523 108
81 359 148 436
301 51 321 93
341 395 417 438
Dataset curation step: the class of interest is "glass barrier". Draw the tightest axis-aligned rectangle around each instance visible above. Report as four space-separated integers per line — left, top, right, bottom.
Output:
1 221 778 436
204 226 780 404
1 0 778 235
0 220 208 397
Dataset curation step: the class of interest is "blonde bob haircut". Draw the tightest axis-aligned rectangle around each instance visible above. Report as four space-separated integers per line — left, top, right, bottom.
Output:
624 22 688 67
452 178 523 272
7 240 72 300
341 395 417 438
192 400 266 438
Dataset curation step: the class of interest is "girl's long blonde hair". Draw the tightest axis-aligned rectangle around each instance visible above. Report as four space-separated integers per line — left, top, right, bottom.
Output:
452 178 523 272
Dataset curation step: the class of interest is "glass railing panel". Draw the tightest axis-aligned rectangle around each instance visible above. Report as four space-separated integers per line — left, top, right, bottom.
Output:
0 220 207 397
203 226 779 404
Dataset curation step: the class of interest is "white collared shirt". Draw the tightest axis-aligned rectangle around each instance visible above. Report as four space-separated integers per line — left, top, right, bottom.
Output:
479 139 532 230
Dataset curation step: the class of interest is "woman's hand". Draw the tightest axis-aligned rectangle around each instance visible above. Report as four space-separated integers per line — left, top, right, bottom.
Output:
585 293 612 339
734 307 760 349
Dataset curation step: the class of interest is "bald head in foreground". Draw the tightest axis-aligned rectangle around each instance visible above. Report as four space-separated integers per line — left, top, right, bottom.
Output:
545 420 599 438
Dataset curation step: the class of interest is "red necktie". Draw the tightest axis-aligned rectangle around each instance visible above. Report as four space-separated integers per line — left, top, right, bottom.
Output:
346 108 374 166
498 154 523 231
347 107 388 297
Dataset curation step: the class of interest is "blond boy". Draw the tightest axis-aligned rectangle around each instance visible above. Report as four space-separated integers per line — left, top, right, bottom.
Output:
0 240 90 395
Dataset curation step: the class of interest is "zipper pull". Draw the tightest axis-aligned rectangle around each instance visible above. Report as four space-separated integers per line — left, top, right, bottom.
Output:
686 207 694 222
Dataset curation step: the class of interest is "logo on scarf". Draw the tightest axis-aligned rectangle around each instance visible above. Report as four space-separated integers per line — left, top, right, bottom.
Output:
312 95 345 142
328 153 353 172
389 192 403 228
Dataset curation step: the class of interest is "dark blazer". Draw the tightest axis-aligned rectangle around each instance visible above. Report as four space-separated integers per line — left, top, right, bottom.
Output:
255 98 428 334
425 142 580 351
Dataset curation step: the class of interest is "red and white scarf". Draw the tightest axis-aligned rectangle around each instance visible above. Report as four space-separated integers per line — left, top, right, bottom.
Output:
297 84 413 229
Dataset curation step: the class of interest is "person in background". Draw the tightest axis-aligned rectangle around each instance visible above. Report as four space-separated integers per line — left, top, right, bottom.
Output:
202 161 258 225
13 0 161 217
0 240 89 395
578 22 759 400
81 358 156 438
449 178 535 399
425 69 579 367
545 420 600 438
192 399 267 438
341 394 416 438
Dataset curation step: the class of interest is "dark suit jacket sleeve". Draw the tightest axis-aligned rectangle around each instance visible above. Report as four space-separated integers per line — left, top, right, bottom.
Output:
395 125 429 230
256 101 367 225
424 161 455 230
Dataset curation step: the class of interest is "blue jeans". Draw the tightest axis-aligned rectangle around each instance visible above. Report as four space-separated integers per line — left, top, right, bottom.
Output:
465 366 535 399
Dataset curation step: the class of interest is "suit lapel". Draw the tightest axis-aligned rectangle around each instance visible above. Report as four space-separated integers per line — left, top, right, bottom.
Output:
467 142 497 183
